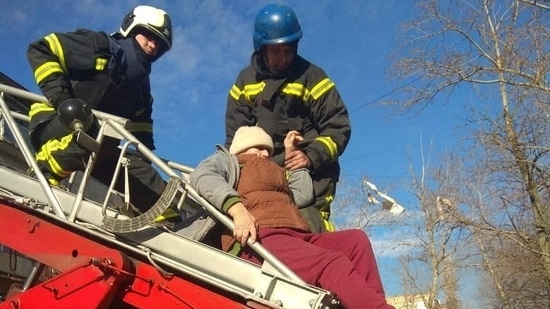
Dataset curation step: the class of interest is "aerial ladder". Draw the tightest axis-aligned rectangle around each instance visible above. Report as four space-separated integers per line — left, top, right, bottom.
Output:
0 73 341 309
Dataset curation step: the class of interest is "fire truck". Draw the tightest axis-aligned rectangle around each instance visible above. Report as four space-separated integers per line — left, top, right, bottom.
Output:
0 72 340 309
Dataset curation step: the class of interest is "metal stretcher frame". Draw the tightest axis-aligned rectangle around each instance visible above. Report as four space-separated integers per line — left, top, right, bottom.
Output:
0 83 340 309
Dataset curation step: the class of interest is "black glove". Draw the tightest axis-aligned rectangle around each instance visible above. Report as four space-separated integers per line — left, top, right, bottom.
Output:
57 98 94 132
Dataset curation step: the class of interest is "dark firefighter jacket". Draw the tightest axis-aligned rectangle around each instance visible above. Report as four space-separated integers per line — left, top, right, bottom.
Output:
26 28 156 150
225 51 351 212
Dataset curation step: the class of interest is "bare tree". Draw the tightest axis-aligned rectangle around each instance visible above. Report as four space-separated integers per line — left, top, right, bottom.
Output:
519 0 550 10
389 0 550 307
458 174 550 308
396 143 471 309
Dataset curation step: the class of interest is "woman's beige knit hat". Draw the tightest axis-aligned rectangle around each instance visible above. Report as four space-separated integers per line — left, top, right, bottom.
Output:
229 126 274 155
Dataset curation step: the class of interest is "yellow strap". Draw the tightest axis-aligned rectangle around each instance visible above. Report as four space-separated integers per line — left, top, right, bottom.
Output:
154 207 179 222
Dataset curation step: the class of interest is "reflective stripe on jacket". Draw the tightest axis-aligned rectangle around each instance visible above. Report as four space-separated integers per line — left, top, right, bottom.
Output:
26 28 155 149
225 52 351 231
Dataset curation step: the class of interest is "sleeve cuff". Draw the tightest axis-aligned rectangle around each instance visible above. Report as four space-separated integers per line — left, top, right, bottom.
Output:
222 196 241 213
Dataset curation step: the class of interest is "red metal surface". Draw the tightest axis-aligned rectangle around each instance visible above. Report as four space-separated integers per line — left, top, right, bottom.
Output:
119 258 248 309
0 202 249 308
0 203 130 274
0 258 130 309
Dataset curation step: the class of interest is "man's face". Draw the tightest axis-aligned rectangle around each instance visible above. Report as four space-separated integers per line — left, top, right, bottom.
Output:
135 32 160 57
264 44 296 74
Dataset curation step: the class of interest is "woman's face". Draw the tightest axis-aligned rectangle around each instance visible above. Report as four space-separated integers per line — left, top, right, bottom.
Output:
242 146 270 158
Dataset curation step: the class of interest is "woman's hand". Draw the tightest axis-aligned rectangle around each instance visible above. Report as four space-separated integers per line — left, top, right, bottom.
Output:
227 202 258 246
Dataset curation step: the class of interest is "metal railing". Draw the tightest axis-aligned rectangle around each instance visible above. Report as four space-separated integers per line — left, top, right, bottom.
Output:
0 82 305 284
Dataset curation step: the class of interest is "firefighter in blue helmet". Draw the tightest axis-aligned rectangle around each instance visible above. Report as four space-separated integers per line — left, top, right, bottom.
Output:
26 5 173 214
225 4 352 233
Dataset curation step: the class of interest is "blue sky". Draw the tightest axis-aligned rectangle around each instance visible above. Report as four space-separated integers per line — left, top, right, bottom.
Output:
0 0 471 300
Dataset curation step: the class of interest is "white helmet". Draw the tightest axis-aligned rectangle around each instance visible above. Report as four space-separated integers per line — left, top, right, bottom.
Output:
119 5 172 52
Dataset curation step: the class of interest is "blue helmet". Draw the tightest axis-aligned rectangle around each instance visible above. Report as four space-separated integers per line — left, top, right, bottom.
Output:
253 4 302 51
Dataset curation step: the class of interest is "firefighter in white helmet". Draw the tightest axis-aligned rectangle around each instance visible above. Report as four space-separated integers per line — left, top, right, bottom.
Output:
26 5 173 214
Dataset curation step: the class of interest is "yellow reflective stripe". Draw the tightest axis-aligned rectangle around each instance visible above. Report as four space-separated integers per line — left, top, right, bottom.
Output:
229 84 242 100
238 78 333 104
320 211 335 232
29 102 54 118
231 82 265 106
44 33 67 73
35 133 74 178
281 82 307 99
324 194 334 210
128 122 153 133
319 191 335 231
242 82 265 100
310 78 334 100
315 136 339 159
47 177 60 187
95 57 108 71
34 62 64 84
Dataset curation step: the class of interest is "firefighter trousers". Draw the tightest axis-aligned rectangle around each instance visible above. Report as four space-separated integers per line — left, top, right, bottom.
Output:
31 116 168 213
